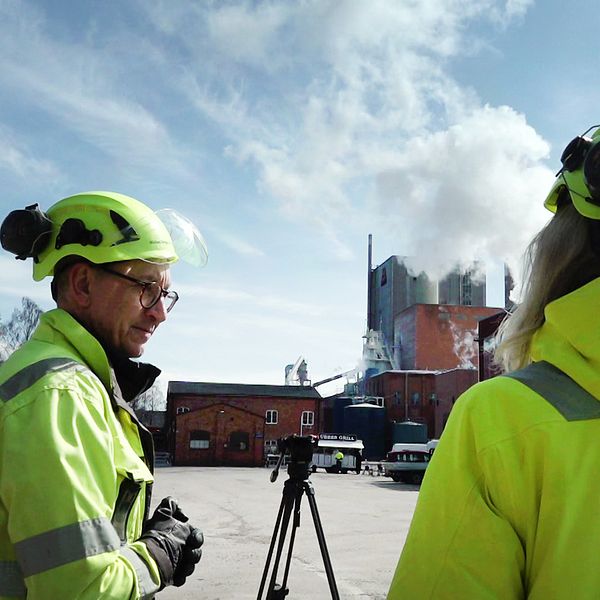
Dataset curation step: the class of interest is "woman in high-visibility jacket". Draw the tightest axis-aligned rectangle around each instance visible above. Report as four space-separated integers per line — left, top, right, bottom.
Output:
0 192 207 599
388 125 600 599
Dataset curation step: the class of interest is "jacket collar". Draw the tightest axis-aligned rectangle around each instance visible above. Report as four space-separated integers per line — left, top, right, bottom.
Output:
107 350 161 403
531 276 600 398
34 308 160 402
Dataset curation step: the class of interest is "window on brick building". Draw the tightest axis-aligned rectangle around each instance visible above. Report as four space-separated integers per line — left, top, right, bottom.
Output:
190 430 210 449
266 410 278 424
229 431 249 451
301 411 314 426
265 439 277 453
177 406 190 415
411 392 421 406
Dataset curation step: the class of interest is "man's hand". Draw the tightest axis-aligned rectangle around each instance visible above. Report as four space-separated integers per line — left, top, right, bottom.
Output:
139 496 204 588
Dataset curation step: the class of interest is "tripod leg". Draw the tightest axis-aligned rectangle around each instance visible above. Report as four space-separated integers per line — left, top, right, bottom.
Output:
279 483 304 591
304 482 340 600
257 483 295 599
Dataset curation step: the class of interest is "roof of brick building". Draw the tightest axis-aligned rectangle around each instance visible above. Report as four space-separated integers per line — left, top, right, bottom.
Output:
168 381 322 399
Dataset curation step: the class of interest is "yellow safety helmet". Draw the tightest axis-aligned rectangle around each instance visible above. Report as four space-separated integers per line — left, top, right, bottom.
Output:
0 191 208 281
544 125 600 219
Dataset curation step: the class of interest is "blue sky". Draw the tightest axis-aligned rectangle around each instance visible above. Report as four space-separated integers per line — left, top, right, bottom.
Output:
1 0 598 390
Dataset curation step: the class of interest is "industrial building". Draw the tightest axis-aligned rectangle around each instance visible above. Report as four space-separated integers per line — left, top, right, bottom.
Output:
318 237 508 454
366 235 510 368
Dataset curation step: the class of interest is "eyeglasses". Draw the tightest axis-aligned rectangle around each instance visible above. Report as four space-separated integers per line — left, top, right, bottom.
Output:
95 265 179 313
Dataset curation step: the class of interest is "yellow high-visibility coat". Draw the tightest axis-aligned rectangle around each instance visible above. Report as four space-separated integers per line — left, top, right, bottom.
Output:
388 277 600 599
0 309 161 599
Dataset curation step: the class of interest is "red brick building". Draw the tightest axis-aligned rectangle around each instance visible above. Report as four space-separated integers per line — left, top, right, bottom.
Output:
359 304 501 442
395 304 503 370
364 368 478 440
166 382 321 466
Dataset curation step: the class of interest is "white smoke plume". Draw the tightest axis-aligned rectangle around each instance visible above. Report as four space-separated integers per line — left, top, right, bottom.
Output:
448 320 478 370
374 106 553 289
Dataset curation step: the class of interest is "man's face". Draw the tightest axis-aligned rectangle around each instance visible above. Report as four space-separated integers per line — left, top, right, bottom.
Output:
87 259 172 358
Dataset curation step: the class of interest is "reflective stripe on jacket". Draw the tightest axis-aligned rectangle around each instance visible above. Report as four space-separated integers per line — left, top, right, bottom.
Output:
388 277 600 599
0 309 161 599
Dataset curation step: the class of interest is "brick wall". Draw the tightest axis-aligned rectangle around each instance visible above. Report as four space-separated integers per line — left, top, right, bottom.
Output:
395 304 503 371
365 368 478 443
168 393 320 466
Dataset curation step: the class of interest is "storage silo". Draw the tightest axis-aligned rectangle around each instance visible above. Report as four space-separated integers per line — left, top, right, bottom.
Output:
332 396 353 432
343 403 386 460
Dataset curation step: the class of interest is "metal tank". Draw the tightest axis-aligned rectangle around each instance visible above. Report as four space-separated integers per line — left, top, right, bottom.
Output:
343 403 386 460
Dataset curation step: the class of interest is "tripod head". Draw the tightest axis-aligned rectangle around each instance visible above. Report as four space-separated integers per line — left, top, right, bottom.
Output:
270 434 316 483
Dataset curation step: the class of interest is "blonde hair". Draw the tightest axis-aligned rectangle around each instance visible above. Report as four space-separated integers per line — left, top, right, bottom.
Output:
495 201 600 372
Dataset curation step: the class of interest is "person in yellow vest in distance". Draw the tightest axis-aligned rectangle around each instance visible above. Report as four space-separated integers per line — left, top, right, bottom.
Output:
335 450 344 472
387 124 600 599
0 192 208 599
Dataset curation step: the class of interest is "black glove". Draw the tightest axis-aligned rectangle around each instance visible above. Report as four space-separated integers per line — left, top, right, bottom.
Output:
139 496 204 588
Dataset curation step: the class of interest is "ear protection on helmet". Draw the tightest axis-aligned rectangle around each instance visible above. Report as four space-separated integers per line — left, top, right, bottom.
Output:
0 204 106 260
545 125 600 219
559 127 600 203
0 204 52 261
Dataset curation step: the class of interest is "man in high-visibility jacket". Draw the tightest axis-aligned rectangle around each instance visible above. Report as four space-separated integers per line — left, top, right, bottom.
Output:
0 192 207 599
335 450 344 473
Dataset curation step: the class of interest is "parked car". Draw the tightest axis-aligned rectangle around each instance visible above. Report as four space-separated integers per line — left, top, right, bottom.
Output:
381 442 431 484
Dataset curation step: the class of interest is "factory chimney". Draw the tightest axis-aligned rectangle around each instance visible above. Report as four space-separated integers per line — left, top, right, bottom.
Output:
367 234 373 330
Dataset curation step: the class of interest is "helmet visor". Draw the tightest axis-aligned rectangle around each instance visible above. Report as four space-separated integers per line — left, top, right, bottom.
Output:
155 208 208 267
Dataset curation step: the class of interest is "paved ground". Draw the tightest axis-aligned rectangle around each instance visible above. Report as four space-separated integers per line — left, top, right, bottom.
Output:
152 466 419 599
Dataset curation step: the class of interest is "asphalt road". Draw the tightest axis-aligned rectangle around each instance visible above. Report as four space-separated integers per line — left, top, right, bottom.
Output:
152 466 419 600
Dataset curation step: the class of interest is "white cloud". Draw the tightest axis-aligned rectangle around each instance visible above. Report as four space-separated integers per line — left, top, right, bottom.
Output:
203 224 265 258
0 125 60 180
206 2 290 70
0 1 191 178
144 0 540 271
499 0 534 23
373 105 553 280
1 0 542 286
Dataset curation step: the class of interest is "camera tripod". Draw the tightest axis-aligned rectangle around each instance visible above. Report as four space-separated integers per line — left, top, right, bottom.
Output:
257 454 340 599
